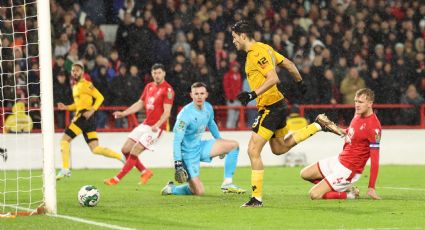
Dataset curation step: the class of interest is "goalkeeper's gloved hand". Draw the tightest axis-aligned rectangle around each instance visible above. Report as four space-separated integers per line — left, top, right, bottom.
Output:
296 80 307 95
237 91 257 106
174 160 188 183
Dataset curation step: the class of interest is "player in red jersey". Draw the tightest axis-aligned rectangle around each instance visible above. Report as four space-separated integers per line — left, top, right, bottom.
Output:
104 63 174 185
300 88 382 200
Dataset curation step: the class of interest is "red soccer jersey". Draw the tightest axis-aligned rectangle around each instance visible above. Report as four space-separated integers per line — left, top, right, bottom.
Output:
339 113 382 173
140 81 174 129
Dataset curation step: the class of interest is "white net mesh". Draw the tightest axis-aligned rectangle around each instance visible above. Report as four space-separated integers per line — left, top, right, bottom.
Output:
0 0 44 215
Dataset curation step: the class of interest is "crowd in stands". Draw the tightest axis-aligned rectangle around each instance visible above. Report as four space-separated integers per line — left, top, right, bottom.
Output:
1 0 424 130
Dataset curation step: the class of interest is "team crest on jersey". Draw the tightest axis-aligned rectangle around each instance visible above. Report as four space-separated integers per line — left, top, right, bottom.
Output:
375 129 381 143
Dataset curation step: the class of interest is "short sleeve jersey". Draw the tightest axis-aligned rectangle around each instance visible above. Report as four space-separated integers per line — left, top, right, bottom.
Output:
140 81 174 129
245 42 285 108
72 78 101 113
339 113 382 173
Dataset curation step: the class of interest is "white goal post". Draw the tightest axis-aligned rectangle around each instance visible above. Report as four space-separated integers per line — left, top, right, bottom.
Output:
37 0 57 215
0 0 56 216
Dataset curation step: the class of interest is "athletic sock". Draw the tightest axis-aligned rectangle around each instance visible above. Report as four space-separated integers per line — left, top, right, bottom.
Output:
116 154 138 180
224 147 239 180
292 124 320 143
172 184 193 195
60 140 70 169
123 152 146 172
251 170 264 201
92 146 122 161
322 191 347 199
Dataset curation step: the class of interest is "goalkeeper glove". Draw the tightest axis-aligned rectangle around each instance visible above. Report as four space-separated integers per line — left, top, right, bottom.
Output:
237 91 257 106
296 80 307 95
174 160 188 183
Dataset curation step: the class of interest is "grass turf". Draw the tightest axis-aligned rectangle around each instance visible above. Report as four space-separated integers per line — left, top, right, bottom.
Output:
2 165 425 229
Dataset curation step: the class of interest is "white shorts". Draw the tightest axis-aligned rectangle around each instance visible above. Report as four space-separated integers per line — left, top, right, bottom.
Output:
127 124 163 150
318 155 361 192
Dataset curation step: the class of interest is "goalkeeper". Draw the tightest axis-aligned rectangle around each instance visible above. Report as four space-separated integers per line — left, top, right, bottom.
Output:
161 82 245 195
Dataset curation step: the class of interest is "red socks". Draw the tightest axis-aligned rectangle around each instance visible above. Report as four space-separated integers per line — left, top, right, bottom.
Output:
117 154 138 180
322 191 347 199
123 153 146 172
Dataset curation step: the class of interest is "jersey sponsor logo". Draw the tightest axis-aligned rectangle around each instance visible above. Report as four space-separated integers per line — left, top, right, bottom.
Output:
146 96 155 110
360 123 366 130
344 127 354 144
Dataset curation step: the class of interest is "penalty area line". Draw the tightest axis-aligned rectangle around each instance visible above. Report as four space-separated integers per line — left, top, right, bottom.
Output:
0 203 135 230
47 213 136 230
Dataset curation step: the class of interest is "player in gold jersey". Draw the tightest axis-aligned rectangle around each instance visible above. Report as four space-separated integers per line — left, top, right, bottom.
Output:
231 20 343 207
56 61 124 180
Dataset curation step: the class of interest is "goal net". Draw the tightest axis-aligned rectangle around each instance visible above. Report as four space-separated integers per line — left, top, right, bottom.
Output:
0 0 56 216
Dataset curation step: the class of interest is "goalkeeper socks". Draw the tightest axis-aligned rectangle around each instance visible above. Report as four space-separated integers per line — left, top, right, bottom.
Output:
251 170 264 201
93 146 122 161
116 154 138 180
172 184 193 195
123 152 146 172
322 191 347 199
224 147 239 179
60 140 71 169
292 124 320 144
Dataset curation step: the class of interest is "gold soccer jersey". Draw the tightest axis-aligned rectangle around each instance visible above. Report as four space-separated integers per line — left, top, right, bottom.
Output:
245 42 285 108
68 78 104 115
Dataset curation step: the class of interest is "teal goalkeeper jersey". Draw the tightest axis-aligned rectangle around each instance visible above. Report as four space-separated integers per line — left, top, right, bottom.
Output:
173 102 221 161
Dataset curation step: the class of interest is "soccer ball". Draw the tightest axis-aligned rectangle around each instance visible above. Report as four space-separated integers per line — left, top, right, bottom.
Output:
77 185 100 207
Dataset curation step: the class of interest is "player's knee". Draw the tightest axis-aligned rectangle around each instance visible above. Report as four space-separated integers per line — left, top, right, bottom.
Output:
192 186 204 196
309 189 323 200
300 168 309 180
230 140 239 149
271 145 289 155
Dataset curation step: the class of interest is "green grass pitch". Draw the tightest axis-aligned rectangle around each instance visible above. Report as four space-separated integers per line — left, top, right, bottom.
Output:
2 165 425 229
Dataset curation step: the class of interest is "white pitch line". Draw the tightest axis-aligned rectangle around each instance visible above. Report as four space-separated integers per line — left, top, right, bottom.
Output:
47 213 137 230
1 204 136 230
378 186 425 191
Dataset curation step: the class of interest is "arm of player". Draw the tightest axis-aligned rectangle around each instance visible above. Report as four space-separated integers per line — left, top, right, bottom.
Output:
207 116 221 140
278 58 302 82
82 86 104 119
173 119 187 162
278 58 306 94
254 69 280 96
58 102 76 111
206 104 221 139
91 87 104 111
152 103 172 132
114 100 144 118
367 149 381 200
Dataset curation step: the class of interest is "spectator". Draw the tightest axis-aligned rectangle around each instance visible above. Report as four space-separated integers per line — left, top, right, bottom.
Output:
4 102 33 133
223 62 242 129
53 71 73 129
399 84 425 125
340 67 366 124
